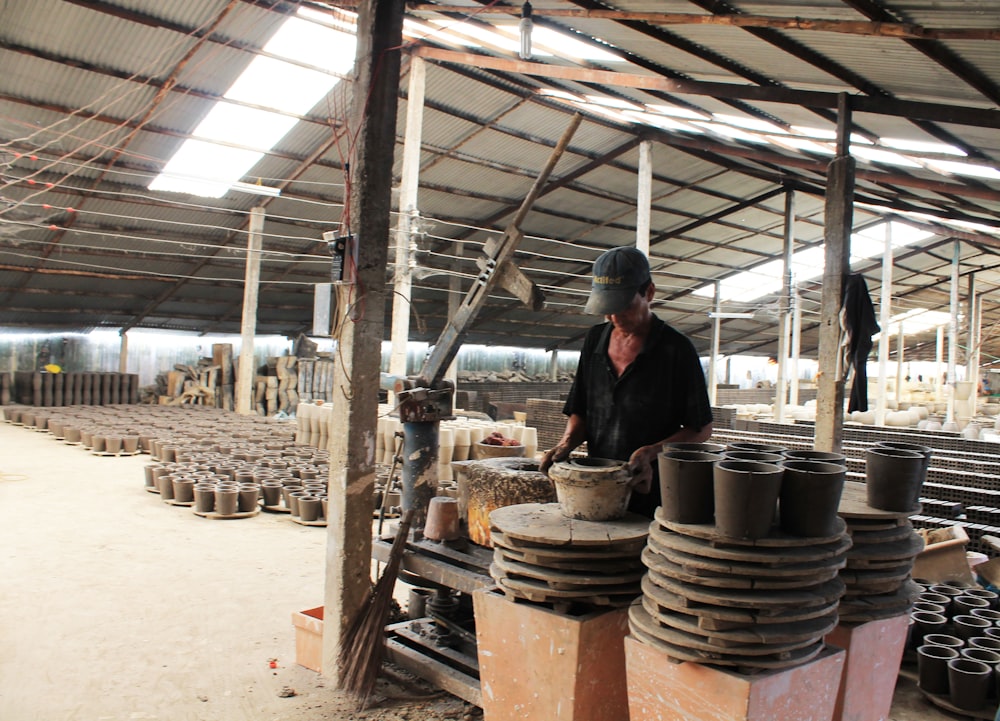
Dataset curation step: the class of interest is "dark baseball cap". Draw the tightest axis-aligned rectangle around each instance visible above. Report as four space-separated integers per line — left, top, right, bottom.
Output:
583 246 651 315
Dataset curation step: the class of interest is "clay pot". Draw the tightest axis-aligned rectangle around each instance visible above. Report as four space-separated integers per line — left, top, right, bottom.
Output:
237 484 259 513
472 440 526 460
968 637 1000 652
970 609 1000 625
778 460 846 537
955 595 991 616
424 497 461 541
172 477 195 503
657 450 723 524
913 602 947 615
918 644 959 694
874 440 932 478
727 441 786 454
923 633 964 650
260 481 283 507
713 460 783 541
781 449 847 466
158 474 177 501
723 450 784 463
930 585 965 617
664 441 726 454
194 484 215 513
298 496 322 522
911 611 948 647
864 447 925 511
215 487 239 516
289 490 311 517
281 484 303 510
548 458 632 521
948 658 992 710
954 615 992 641
964 588 999 609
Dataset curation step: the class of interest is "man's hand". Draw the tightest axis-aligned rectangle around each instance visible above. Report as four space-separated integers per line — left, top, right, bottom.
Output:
626 445 659 494
540 443 571 476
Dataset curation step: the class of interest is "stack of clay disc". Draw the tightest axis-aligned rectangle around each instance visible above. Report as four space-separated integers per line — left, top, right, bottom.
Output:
488 502 649 609
836 481 924 622
630 509 850 671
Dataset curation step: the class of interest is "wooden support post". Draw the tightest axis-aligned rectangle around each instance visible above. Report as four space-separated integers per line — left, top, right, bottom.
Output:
947 240 959 423
236 207 264 415
814 95 854 452
789 284 802 407
875 222 892 426
322 0 404 688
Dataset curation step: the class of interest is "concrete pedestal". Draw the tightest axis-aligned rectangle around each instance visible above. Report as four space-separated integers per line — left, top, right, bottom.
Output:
824 614 909 721
625 635 845 721
473 589 629 721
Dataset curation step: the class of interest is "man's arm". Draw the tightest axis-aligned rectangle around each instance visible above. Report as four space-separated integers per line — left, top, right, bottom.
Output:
539 413 588 475
626 422 715 493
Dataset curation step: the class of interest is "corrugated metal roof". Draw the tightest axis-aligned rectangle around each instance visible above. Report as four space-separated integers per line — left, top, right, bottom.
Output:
1 0 999 360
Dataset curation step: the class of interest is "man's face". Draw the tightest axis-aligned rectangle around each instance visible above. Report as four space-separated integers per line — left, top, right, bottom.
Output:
606 288 648 333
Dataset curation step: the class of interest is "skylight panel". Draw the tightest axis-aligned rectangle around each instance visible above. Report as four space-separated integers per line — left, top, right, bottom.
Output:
434 20 535 55
881 138 966 157
150 142 266 197
713 114 787 135
623 110 703 134
850 146 922 168
766 135 834 155
404 18 480 47
791 125 837 140
194 104 298 151
924 159 1000 180
646 104 709 121
691 222 930 304
520 26 624 62
584 95 643 111
692 122 770 145
150 8 355 198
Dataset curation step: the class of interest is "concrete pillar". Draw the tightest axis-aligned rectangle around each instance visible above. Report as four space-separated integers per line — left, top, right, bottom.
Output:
947 240 960 423
708 281 721 406
236 206 264 416
875 222 892 426
774 190 794 423
636 140 652 255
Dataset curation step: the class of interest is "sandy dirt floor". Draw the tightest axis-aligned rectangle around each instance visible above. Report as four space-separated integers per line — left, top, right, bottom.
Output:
0 418 973 720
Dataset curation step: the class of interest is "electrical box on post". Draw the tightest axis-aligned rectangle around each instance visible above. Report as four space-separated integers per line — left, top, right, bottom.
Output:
324 231 357 284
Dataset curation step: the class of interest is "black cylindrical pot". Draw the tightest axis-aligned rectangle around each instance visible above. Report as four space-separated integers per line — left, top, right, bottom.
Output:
954 614 993 641
778 460 846 537
781 449 847 466
664 441 726 454
875 440 932 479
911 611 948 648
865 447 925 511
948 658 992 711
658 450 724 524
923 633 964 650
955 595 992 617
724 450 785 463
918 644 959 694
727 441 786 454
713 460 783 541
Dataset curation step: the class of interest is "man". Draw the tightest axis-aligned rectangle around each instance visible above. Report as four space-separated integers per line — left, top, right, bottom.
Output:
540 246 714 519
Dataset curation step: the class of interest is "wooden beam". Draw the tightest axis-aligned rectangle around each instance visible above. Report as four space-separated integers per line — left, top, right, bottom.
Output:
407 5 1000 41
411 46 1000 129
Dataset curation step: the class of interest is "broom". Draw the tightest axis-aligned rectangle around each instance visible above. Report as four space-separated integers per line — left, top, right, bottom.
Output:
339 507 415 709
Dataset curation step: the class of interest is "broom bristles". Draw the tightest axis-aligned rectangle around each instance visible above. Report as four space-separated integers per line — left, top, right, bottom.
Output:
339 508 415 709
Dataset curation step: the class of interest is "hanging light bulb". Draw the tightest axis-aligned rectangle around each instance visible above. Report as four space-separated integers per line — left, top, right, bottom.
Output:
519 1 533 60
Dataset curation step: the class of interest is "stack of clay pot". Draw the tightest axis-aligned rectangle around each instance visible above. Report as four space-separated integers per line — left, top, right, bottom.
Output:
912 582 1000 714
835 442 929 622
630 441 851 671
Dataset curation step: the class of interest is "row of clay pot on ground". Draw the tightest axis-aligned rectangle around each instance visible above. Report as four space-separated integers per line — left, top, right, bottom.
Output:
147 463 329 520
911 582 1000 711
657 439 929 541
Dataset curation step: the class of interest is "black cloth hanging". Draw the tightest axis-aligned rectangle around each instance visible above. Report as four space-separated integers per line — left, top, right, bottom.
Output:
841 274 880 412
